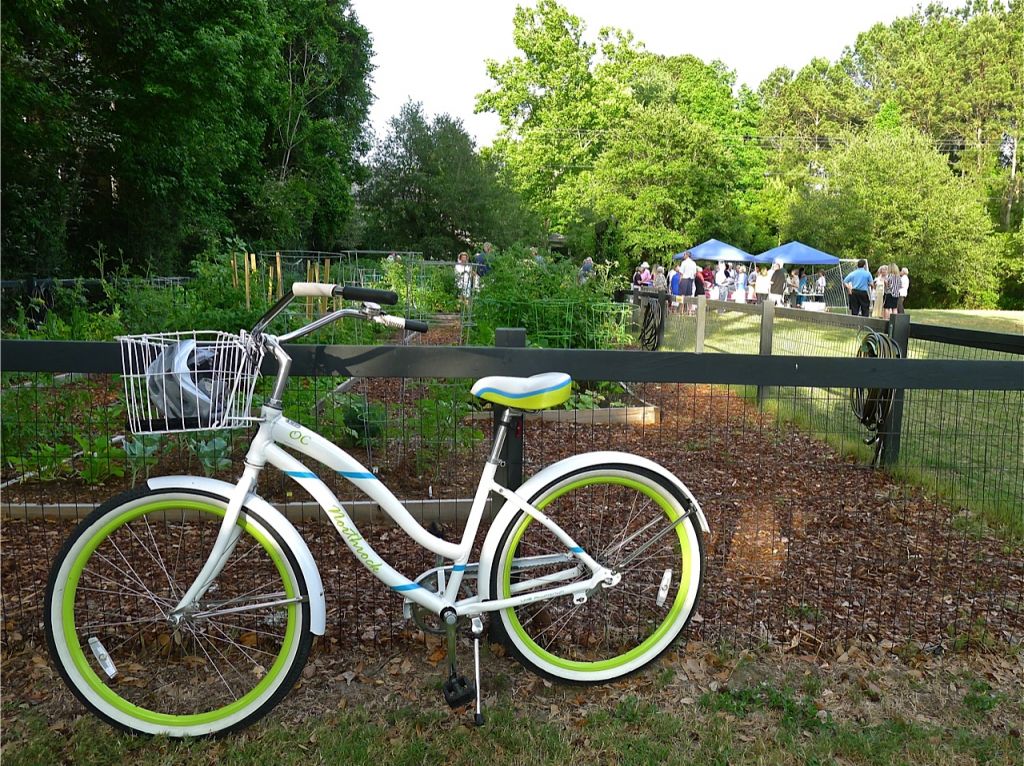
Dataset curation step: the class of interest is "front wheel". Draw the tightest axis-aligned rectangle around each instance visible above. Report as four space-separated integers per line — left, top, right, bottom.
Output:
490 464 704 683
45 486 313 737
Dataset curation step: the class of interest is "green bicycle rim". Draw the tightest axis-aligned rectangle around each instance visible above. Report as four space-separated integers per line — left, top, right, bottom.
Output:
502 475 692 673
61 499 299 728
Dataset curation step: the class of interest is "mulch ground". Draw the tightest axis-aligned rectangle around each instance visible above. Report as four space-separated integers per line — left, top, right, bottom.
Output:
2 321 1022 727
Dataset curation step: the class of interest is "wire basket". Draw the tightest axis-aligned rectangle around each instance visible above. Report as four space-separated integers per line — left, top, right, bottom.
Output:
119 331 265 434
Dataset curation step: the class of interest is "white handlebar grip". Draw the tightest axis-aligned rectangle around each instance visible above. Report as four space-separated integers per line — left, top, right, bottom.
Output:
291 282 335 298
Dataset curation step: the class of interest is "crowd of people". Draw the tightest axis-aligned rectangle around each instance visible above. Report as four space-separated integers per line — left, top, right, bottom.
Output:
630 251 911 317
634 252 828 313
455 245 910 319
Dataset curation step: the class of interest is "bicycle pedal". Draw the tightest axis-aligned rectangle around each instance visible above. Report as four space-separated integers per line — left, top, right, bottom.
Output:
442 675 476 709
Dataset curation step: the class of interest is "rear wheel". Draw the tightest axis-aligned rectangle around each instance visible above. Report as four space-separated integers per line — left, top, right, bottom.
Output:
45 487 313 737
490 464 704 683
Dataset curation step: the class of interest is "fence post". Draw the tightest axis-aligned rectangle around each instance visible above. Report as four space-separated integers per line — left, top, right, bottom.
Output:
656 289 668 350
881 313 911 466
695 295 707 353
494 328 526 490
757 300 775 404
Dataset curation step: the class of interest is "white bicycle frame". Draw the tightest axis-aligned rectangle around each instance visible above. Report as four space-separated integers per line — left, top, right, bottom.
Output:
169 404 618 624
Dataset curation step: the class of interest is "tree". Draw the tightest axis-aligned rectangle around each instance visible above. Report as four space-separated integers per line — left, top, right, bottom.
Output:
358 102 538 257
2 2 114 275
477 0 610 234
246 0 372 251
478 1 768 259
67 0 282 274
1 0 372 277
785 126 995 306
845 1 1023 229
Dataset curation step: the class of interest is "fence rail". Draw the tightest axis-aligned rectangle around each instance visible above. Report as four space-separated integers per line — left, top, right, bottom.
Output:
3 339 1021 389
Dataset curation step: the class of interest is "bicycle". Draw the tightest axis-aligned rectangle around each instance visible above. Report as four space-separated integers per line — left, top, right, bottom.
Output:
44 282 709 737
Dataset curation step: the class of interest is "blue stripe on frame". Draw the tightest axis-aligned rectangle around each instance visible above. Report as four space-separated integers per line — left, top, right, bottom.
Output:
569 546 584 553
474 378 570 400
285 470 318 479
452 564 467 572
392 583 422 592
339 470 376 480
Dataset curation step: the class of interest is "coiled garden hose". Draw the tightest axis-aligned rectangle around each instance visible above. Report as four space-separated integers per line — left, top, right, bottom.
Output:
638 293 664 351
850 328 902 462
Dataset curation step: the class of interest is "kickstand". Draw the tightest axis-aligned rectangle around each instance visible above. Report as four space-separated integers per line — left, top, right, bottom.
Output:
470 616 485 726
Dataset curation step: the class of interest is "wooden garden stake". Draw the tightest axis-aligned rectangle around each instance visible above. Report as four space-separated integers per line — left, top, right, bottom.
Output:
243 255 251 309
314 260 321 314
276 252 283 298
231 253 238 288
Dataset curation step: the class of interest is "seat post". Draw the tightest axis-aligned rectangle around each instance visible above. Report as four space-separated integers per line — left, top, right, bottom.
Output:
493 328 526 489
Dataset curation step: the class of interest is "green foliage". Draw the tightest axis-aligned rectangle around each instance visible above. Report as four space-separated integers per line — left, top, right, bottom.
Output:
74 435 125 485
470 251 629 349
389 381 484 474
561 381 626 410
123 435 163 486
187 433 233 476
475 0 1021 307
249 0 372 252
783 126 995 307
993 231 1024 309
10 443 74 481
359 102 540 257
332 393 386 449
378 257 460 314
2 0 1021 313
1 1 371 277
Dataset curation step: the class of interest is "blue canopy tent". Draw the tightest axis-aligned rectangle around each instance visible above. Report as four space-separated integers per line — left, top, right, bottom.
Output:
673 239 754 262
753 241 840 265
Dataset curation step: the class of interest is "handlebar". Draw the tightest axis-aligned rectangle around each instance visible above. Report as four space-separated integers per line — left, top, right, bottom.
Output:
256 282 428 408
291 282 398 305
252 281 421 340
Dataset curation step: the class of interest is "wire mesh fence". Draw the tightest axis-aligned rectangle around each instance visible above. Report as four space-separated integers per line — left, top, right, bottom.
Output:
2 338 1021 656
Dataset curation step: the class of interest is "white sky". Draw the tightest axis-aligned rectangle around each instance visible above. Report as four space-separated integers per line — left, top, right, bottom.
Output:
350 0 948 148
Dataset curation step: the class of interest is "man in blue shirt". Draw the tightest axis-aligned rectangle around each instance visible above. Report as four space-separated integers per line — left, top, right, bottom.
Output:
668 262 684 312
843 259 873 316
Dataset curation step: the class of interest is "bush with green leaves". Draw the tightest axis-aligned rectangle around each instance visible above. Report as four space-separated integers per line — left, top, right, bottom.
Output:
470 251 629 349
388 380 484 474
378 256 460 315
332 392 386 449
74 435 125 485
123 435 163 486
9 443 74 481
187 433 233 477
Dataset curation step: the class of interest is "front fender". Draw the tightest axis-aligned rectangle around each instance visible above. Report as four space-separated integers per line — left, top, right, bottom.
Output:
147 476 326 635
477 451 708 603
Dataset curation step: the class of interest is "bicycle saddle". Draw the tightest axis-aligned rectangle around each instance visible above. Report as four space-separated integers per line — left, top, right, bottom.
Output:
470 372 572 410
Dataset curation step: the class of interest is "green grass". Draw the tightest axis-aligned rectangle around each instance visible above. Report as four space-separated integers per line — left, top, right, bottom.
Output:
909 309 1024 334
663 308 1024 541
4 688 1020 766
